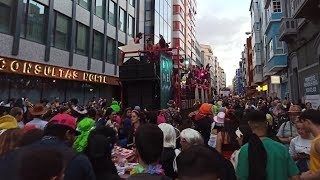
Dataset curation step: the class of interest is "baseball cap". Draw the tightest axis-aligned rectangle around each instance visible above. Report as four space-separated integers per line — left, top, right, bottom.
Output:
49 114 80 136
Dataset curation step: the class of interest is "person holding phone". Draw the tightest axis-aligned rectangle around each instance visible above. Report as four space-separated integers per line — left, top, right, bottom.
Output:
289 119 313 173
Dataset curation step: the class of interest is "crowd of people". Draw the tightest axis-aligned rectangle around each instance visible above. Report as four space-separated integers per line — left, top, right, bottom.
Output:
0 96 320 180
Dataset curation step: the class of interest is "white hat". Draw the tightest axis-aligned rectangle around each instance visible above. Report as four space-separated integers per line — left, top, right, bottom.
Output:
214 112 225 124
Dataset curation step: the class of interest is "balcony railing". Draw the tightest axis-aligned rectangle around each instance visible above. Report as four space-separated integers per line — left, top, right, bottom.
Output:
279 18 297 41
292 0 320 19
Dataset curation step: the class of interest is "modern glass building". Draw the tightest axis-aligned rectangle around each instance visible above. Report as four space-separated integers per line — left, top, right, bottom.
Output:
144 0 172 45
0 0 139 104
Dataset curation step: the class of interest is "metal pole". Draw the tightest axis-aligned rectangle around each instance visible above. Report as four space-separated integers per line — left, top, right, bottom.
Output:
177 47 181 109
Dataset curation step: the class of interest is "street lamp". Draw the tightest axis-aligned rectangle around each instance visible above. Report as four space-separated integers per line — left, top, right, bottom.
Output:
245 32 253 35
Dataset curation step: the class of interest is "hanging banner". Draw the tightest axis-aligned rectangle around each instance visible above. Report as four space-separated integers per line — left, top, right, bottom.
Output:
160 52 173 109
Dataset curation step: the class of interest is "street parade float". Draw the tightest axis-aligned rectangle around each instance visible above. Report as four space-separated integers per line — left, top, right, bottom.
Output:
118 33 212 110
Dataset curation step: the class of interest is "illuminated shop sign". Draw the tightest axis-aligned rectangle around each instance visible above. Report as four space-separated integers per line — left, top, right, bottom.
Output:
0 57 118 85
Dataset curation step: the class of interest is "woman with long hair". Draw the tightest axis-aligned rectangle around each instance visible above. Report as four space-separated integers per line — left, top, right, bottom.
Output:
118 108 132 147
127 110 146 149
216 114 240 160
0 128 24 157
84 126 120 180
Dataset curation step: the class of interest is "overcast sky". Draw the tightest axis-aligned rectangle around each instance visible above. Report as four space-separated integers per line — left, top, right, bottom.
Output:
196 0 251 86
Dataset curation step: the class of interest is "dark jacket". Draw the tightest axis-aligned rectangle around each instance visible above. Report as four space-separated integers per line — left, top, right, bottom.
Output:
0 137 96 180
194 115 212 145
209 147 237 180
128 174 172 180
159 148 178 179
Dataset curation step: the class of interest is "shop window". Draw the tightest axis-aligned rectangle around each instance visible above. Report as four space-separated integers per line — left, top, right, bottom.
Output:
21 0 48 44
76 22 89 56
92 30 103 60
108 0 116 26
95 0 105 19
0 0 16 34
53 12 70 50
127 15 134 37
107 37 116 64
78 0 91 11
119 8 126 32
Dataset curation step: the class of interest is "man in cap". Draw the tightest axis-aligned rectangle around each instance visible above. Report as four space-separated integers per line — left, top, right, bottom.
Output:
277 105 300 147
0 114 95 180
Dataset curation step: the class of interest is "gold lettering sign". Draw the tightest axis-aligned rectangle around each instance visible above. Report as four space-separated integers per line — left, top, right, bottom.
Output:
0 56 118 85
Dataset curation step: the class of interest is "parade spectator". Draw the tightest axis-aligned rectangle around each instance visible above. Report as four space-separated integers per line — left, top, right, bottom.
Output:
127 110 146 149
9 107 24 128
300 110 320 180
289 119 312 173
277 105 300 147
118 107 133 147
208 111 226 148
18 128 44 147
87 108 97 121
105 109 119 130
180 128 204 151
17 146 65 180
302 102 313 112
96 107 113 127
176 145 220 180
73 118 96 153
25 103 48 130
41 115 96 180
164 100 181 127
157 109 167 125
0 113 18 130
236 110 299 180
216 118 240 160
128 124 171 180
72 106 88 123
84 126 119 180
158 123 179 179
0 128 24 157
194 103 212 145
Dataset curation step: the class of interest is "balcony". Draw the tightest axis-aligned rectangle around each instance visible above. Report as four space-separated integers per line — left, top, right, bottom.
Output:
267 55 287 73
292 0 320 19
279 18 297 42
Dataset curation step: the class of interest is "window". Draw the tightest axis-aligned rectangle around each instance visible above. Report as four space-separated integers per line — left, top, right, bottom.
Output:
76 23 89 56
53 12 70 50
173 5 180 14
173 38 180 47
95 0 105 19
154 12 159 36
155 0 159 13
22 0 48 44
127 15 134 37
108 0 116 26
275 36 284 54
78 0 91 11
272 0 281 13
107 37 115 64
119 8 126 32
0 0 16 34
268 39 274 60
129 0 135 7
92 31 103 60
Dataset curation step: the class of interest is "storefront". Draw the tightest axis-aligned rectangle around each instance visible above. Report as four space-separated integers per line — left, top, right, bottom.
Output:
0 56 119 105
